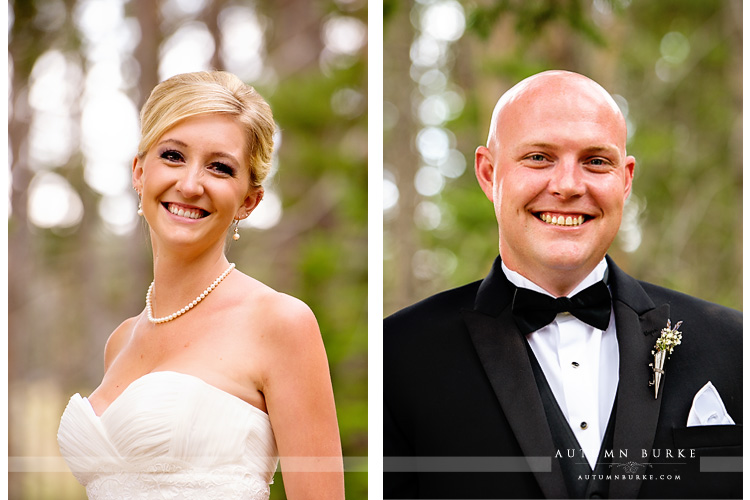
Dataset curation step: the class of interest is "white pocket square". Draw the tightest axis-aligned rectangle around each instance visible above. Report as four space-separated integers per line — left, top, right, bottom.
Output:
687 381 735 426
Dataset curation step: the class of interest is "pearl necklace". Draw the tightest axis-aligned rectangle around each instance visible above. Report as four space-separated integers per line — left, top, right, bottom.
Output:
146 263 236 324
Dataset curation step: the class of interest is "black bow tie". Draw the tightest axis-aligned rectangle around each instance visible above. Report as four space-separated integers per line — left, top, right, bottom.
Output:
511 280 611 335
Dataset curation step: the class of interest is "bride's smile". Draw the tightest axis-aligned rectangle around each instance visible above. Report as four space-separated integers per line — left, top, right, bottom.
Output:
163 201 210 220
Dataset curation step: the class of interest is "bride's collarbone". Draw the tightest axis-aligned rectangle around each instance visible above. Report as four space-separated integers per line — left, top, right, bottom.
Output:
138 289 263 331
134 307 251 340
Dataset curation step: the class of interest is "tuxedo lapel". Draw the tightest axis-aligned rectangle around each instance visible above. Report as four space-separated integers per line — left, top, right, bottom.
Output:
606 257 670 499
461 258 569 499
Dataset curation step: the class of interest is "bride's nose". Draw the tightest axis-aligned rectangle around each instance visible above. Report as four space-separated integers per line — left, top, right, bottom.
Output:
176 165 205 198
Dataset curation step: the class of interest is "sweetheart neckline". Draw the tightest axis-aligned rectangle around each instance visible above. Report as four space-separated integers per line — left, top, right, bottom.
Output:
83 371 270 420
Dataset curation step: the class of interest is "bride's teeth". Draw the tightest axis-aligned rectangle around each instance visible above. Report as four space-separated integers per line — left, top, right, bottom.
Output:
168 204 203 219
578 215 583 225
565 216 573 225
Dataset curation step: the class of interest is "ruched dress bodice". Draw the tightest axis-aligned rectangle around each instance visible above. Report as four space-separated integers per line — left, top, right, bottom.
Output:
57 371 278 499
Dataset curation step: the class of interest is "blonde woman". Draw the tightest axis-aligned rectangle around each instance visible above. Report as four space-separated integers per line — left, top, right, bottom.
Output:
58 71 344 499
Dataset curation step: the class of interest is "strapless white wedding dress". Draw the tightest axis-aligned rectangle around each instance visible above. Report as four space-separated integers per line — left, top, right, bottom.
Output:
57 371 278 499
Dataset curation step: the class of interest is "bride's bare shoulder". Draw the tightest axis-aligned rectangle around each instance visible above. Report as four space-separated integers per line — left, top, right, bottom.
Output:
233 272 320 341
103 315 141 372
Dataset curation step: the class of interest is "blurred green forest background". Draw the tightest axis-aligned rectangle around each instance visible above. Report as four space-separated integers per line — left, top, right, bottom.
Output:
8 0 367 499
384 0 741 316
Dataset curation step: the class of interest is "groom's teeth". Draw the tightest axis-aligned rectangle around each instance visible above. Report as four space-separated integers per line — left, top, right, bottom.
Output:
539 213 586 226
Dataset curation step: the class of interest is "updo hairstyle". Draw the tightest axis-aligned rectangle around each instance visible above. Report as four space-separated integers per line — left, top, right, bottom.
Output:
137 71 275 188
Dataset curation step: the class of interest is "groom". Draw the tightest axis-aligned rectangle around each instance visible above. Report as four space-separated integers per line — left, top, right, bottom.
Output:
384 71 742 499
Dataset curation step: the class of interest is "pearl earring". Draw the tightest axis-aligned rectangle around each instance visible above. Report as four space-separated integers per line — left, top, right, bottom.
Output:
137 195 143 216
232 219 240 240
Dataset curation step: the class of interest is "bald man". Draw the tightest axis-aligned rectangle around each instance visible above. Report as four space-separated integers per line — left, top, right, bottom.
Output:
384 71 741 499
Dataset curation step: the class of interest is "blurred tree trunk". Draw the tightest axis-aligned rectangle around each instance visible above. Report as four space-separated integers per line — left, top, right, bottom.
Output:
265 0 324 78
133 0 161 108
384 1 419 308
8 14 41 500
8 2 40 383
204 0 227 70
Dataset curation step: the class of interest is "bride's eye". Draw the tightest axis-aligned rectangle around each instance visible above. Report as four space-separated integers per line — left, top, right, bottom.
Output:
210 162 236 177
160 150 184 163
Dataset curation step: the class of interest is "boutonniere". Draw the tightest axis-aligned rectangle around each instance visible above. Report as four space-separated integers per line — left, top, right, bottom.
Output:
649 319 683 399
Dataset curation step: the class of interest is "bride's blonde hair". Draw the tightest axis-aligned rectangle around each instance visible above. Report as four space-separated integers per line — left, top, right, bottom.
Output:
137 71 275 188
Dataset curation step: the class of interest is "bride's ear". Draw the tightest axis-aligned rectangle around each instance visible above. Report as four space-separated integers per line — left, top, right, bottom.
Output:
132 156 144 192
237 187 263 220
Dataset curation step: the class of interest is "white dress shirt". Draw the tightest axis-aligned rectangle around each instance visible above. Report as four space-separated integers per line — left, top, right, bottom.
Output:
502 259 618 469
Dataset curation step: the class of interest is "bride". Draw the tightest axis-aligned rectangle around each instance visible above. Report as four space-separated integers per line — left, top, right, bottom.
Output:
58 71 345 499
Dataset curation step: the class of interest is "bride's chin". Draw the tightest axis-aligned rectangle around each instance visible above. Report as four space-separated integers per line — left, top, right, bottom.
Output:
151 229 229 252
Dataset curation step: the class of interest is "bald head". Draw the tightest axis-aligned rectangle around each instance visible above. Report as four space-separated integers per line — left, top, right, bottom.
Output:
486 71 627 151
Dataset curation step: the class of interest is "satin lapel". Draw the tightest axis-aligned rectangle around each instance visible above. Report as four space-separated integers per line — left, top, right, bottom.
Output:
607 258 670 499
461 257 568 499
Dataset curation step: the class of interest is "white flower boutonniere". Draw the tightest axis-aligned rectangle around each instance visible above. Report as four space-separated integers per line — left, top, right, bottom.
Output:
649 319 683 399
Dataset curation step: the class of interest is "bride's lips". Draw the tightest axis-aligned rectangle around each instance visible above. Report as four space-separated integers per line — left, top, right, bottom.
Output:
162 202 210 220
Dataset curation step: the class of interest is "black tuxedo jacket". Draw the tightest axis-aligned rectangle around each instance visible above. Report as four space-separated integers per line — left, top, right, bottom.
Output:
384 256 742 499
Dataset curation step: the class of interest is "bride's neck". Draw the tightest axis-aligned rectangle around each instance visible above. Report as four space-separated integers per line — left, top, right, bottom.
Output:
149 248 232 313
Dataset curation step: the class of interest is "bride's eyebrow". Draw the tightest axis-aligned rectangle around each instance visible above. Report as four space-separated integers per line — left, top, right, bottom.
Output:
157 138 188 149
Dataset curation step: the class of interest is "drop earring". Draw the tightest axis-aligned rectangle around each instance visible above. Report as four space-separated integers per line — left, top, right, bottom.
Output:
137 194 143 216
232 219 240 240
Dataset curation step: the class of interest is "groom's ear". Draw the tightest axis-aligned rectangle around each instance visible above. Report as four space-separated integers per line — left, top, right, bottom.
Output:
475 146 495 202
